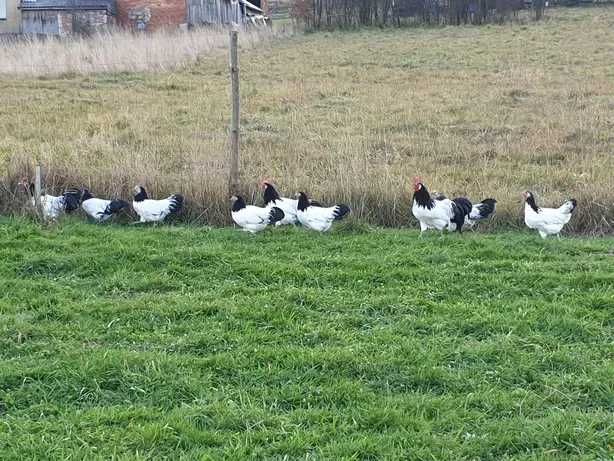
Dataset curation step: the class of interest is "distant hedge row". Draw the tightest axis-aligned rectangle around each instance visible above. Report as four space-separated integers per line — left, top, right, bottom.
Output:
290 0 548 27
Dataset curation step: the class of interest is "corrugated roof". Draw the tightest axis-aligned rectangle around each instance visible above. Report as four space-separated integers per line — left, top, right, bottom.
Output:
20 0 116 14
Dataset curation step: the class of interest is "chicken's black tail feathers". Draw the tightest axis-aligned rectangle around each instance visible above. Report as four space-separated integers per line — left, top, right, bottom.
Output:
269 206 285 224
63 188 82 213
107 199 130 215
334 204 351 221
474 198 497 220
168 194 184 214
451 198 472 233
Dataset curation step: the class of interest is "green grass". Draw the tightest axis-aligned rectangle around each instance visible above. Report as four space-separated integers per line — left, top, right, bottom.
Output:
0 219 612 459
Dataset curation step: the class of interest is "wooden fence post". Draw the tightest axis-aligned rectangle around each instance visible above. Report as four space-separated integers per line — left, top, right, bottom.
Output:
34 165 43 219
229 25 240 195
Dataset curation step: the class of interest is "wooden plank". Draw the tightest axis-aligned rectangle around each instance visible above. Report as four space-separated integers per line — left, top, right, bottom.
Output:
228 26 240 195
34 165 42 219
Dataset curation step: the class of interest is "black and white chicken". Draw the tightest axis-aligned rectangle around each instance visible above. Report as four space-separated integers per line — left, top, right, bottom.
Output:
465 198 497 228
261 181 299 226
19 178 81 221
296 192 350 232
231 195 285 233
81 189 129 223
132 185 183 223
411 178 473 234
523 191 577 239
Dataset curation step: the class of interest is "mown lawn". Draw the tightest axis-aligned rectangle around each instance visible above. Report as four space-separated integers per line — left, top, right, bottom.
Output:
0 220 612 460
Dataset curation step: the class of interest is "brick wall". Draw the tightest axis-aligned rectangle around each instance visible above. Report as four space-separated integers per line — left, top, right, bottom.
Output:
58 11 72 36
73 10 114 34
117 0 187 31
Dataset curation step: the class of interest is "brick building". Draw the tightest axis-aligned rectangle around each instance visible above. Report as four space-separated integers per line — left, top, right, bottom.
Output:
117 0 186 31
0 0 268 36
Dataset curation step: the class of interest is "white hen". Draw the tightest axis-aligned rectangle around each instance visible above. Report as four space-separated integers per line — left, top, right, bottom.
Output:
231 195 285 233
132 185 183 223
81 189 129 223
296 192 350 232
523 191 577 239
19 179 81 221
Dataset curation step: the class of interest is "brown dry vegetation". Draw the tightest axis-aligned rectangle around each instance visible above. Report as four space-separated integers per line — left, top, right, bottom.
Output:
1 7 613 232
0 27 279 77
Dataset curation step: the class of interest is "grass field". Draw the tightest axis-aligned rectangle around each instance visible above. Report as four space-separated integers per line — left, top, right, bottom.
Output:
0 220 612 459
1 7 613 232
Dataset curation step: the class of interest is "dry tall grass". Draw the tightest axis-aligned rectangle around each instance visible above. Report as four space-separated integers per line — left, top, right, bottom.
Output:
0 26 282 77
1 7 613 232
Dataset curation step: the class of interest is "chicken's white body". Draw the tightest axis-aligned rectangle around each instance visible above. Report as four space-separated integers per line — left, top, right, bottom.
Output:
295 192 350 232
232 205 283 233
267 198 298 226
524 200 576 239
412 198 454 233
296 205 346 232
35 195 66 220
133 197 179 223
84 197 130 223
82 198 111 222
31 194 78 221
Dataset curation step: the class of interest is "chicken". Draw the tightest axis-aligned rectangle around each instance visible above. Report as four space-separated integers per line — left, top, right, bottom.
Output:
81 189 129 223
132 185 183 223
19 178 81 221
295 192 350 232
261 181 299 226
412 178 478 235
465 198 497 228
523 191 577 239
231 195 285 233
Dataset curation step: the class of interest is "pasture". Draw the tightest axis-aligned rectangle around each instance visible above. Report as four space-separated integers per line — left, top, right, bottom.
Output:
1 7 613 231
0 220 612 459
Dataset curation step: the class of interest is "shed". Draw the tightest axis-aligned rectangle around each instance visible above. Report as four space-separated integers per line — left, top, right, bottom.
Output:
188 0 267 27
20 0 116 35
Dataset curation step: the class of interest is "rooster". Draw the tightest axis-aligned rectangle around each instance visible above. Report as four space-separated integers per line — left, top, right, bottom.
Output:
523 191 577 239
81 189 129 223
19 178 81 221
132 185 183 223
296 192 350 232
231 195 285 233
412 178 474 234
465 198 497 228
